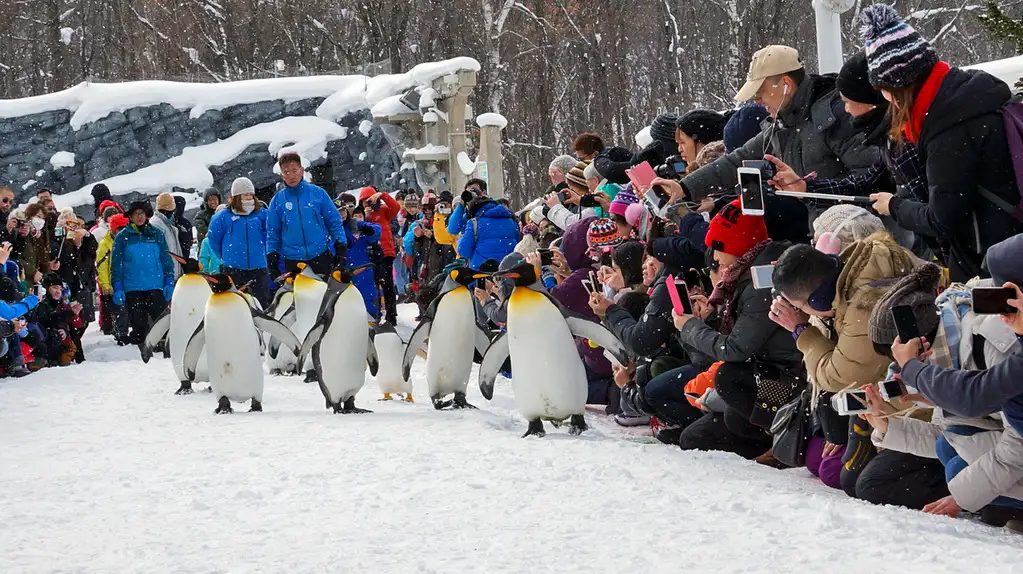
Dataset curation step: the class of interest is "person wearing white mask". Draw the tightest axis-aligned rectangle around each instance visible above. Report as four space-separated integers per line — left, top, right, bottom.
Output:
206 177 271 306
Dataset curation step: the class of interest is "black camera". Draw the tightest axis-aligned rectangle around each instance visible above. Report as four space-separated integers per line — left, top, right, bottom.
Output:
460 190 475 204
655 155 687 179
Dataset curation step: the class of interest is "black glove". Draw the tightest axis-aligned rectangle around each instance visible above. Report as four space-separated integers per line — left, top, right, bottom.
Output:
332 242 347 268
266 252 281 276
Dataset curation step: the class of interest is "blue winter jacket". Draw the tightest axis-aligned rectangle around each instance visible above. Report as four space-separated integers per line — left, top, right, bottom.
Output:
456 201 520 270
344 219 382 317
265 181 346 261
197 238 222 274
0 294 38 320
111 223 175 293
207 208 269 270
447 202 469 236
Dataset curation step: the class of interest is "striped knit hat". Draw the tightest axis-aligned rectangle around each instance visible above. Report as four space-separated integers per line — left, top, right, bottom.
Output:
859 4 938 90
587 218 624 252
565 161 590 190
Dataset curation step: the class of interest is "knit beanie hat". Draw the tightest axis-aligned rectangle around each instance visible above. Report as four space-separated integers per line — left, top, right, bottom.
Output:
691 141 726 171
868 262 942 345
155 193 175 212
522 223 540 239
587 218 624 252
859 4 939 90
42 272 63 290
98 199 123 215
420 192 438 209
108 213 129 233
565 161 590 190
91 183 112 204
529 205 546 225
438 191 454 204
812 204 885 252
593 146 633 185
230 177 255 197
514 234 540 257
837 51 885 106
704 200 769 257
723 103 768 152
649 113 680 151
676 110 728 145
549 154 578 176
609 187 640 218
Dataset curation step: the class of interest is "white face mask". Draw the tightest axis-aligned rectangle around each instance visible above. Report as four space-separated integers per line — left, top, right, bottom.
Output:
31 218 44 230
438 206 452 215
240 199 255 214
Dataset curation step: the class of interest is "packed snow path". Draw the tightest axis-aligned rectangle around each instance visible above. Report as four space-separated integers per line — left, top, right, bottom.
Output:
3 312 1023 572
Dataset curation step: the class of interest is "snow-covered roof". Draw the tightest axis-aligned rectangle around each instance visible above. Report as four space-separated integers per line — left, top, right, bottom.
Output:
371 95 415 118
965 55 1023 89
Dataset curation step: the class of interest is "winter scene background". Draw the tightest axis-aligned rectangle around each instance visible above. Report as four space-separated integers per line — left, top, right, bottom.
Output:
4 1 1023 572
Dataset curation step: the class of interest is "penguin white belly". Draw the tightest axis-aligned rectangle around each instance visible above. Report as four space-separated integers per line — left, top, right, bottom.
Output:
266 291 297 371
292 280 327 371
374 332 410 395
425 288 476 397
169 275 212 383
316 286 369 403
507 290 587 421
205 294 264 402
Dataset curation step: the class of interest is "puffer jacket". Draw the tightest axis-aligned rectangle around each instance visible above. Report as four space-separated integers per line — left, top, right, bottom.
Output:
887 65 1023 282
111 223 175 293
96 232 115 294
359 188 401 258
344 218 382 317
796 232 919 392
550 216 610 378
206 207 268 270
193 188 221 245
266 180 346 261
676 241 802 368
681 74 880 200
456 199 520 270
603 268 686 361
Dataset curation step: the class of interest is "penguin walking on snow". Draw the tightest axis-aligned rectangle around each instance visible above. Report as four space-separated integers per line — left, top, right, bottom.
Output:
265 287 298 376
403 267 492 410
142 253 212 395
294 265 378 414
289 264 328 383
373 323 412 402
478 262 628 437
183 273 301 414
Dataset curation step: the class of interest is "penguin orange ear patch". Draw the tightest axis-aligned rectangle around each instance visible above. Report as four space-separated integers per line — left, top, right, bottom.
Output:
449 270 458 281
332 270 342 281
296 262 307 270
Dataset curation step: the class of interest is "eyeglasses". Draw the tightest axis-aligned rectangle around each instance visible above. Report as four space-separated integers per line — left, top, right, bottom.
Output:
703 259 721 276
281 169 303 176
0 198 11 204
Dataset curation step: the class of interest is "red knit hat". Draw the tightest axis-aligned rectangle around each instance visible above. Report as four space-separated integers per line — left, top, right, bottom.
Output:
704 200 769 257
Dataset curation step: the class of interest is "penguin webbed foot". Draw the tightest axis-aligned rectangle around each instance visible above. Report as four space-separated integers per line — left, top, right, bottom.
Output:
431 396 453 410
303 370 317 384
379 393 393 401
249 400 263 413
205 386 213 393
452 392 477 410
214 396 233 415
568 414 588 436
175 382 193 396
340 397 372 414
404 393 414 403
522 419 546 438
268 368 282 376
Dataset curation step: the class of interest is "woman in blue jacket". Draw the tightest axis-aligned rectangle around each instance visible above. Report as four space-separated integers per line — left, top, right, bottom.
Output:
342 204 383 320
207 178 271 307
456 198 520 270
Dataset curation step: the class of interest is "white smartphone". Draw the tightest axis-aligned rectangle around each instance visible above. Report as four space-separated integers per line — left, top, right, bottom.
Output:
737 167 765 216
831 389 870 416
878 379 906 401
750 264 775 290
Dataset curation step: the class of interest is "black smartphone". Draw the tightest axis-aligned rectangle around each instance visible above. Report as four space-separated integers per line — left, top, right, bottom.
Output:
891 305 920 342
579 194 602 208
973 287 1018 315
537 248 553 266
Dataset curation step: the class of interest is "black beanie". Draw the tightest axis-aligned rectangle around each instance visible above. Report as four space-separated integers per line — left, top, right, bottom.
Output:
649 113 679 150
91 183 112 206
42 273 63 290
723 103 768 153
837 52 885 106
675 110 727 146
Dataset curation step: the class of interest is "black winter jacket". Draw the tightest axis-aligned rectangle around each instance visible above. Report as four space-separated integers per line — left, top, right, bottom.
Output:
887 67 1023 282
603 269 685 362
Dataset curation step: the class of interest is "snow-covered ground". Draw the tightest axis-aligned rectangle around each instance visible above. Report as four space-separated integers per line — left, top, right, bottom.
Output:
2 306 1023 573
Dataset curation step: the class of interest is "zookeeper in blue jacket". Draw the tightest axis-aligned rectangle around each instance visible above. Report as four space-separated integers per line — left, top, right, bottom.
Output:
206 177 272 307
110 200 175 347
265 152 347 277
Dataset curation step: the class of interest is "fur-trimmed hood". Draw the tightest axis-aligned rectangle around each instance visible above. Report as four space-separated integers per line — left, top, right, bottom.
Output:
837 232 920 313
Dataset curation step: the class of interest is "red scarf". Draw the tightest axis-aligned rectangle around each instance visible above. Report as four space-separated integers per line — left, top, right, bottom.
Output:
905 61 951 144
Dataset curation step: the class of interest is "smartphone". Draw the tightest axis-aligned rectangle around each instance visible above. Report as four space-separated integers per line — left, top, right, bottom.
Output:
666 274 694 315
581 278 595 294
537 248 553 266
973 286 1018 315
891 305 920 342
626 161 657 195
879 379 906 401
831 389 870 416
737 167 765 216
579 194 602 209
55 226 66 237
750 264 775 290
644 185 670 217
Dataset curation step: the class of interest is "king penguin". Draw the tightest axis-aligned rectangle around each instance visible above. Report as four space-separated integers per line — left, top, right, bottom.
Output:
477 262 628 437
294 265 378 414
289 263 328 383
373 323 412 402
142 253 212 395
183 273 301 414
402 267 491 410
264 285 298 376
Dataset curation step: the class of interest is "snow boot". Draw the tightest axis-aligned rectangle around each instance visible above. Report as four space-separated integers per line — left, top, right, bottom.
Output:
980 505 1023 527
654 426 684 445
614 413 651 427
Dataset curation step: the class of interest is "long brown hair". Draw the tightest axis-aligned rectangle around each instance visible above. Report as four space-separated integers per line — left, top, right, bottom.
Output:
888 84 920 145
228 195 261 214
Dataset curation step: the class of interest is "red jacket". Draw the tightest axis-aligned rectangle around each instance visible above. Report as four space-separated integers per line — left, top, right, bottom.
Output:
358 187 401 257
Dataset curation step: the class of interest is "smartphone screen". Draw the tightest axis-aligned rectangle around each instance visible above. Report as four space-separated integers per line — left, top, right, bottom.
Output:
538 249 553 266
879 379 905 400
831 390 870 415
891 305 920 342
750 265 775 290
973 287 1018 314
739 169 764 214
666 276 694 316
580 194 602 208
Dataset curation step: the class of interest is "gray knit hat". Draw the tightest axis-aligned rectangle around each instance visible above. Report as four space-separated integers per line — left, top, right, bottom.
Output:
868 262 942 346
812 204 885 251
859 4 939 90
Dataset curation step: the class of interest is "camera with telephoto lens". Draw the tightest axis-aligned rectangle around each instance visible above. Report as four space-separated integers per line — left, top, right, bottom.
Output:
655 155 687 180
741 159 776 187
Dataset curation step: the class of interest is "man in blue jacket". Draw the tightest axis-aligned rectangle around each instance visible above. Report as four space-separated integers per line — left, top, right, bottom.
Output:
111 200 175 348
456 195 520 270
265 152 347 277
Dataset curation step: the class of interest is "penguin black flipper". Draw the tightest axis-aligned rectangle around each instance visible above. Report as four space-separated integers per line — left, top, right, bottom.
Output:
565 317 629 367
295 321 328 375
367 334 379 376
478 331 509 401
182 321 206 381
141 310 171 364
266 284 293 315
402 319 432 381
473 322 491 364
251 308 301 358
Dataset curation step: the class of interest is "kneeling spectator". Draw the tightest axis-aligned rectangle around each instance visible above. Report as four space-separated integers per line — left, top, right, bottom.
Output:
36 273 84 366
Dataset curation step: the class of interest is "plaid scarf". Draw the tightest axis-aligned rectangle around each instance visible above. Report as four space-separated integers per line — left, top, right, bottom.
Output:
708 239 771 335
